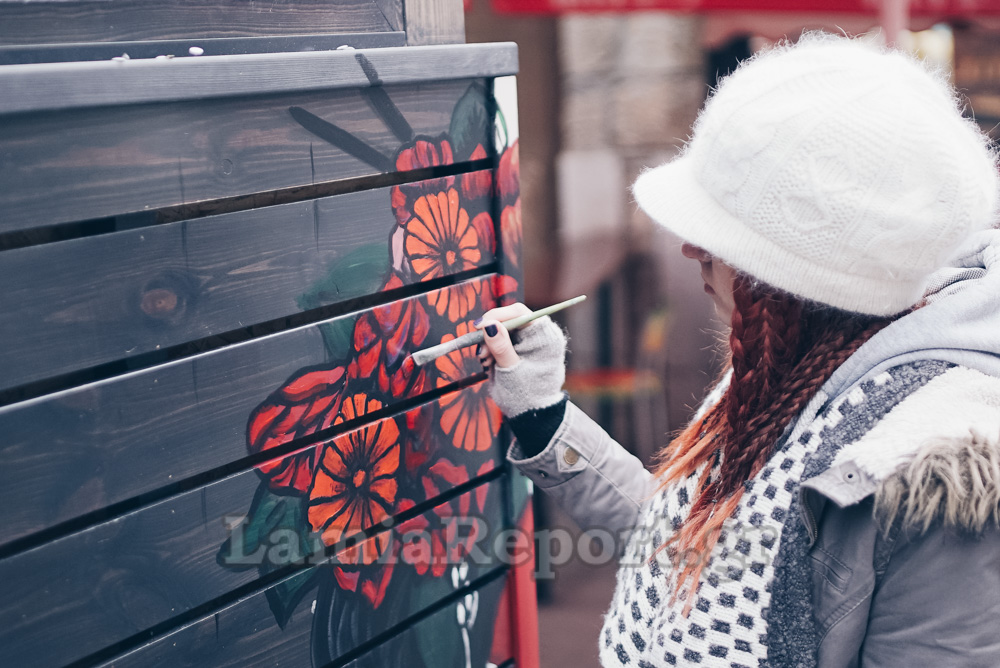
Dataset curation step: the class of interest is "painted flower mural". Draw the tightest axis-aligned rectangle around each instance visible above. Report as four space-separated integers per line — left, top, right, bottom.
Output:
247 366 346 494
436 322 503 452
219 79 525 667
348 272 430 398
404 188 484 322
308 393 400 563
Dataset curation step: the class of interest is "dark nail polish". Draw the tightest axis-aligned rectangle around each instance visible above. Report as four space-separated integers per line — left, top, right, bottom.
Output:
472 317 483 327
485 324 498 337
475 344 483 356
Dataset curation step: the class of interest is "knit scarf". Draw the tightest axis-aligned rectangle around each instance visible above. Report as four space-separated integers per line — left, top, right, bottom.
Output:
598 360 952 667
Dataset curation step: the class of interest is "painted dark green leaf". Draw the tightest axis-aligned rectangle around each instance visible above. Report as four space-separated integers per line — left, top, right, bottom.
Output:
494 105 509 155
296 242 390 359
449 81 492 161
217 485 314 566
265 567 319 629
412 575 464 668
216 485 321 627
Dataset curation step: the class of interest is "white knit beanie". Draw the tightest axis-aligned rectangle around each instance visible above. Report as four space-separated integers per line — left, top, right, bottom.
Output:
634 33 1000 316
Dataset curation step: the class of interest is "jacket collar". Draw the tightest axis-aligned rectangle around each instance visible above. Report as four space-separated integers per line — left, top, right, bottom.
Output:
802 364 1000 535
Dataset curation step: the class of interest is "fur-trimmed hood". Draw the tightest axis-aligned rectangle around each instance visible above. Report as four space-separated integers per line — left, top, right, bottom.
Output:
845 366 1000 534
806 230 1000 534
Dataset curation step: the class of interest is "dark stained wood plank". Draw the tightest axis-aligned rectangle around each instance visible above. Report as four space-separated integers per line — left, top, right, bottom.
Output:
0 275 502 546
0 77 491 232
0 397 506 668
403 0 466 46
0 43 518 114
0 0 393 45
0 33 407 66
98 561 508 668
0 171 494 392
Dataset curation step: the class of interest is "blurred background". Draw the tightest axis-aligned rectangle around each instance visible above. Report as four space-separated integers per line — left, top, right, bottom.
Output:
465 2 1000 665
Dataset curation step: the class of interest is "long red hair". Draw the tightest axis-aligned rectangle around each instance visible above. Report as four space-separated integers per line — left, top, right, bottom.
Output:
654 274 894 611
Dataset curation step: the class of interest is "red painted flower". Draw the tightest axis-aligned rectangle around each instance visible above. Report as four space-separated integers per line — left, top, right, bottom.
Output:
397 459 493 577
391 137 455 227
497 140 520 207
435 322 502 452
501 199 522 270
490 273 521 309
247 366 346 493
331 544 396 609
405 188 484 321
308 394 400 564
461 144 493 201
349 273 430 397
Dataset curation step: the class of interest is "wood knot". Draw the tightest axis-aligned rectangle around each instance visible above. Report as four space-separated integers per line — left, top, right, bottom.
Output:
140 288 178 316
137 271 196 326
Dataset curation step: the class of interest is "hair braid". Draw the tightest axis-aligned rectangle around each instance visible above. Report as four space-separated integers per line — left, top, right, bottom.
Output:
653 276 895 613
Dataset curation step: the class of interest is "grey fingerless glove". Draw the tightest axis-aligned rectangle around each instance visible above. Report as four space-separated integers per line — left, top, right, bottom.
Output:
490 316 567 417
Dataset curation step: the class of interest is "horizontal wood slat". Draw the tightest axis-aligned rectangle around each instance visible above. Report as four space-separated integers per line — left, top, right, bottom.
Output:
0 275 500 547
0 393 505 668
0 43 518 114
0 171 494 392
99 552 507 668
0 0 395 45
0 77 489 233
0 33 408 66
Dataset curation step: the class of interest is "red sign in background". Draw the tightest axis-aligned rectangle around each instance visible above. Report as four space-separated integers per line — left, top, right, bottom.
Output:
493 0 1000 15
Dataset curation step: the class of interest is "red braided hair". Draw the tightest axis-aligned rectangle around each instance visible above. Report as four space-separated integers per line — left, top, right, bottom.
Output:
653 274 895 613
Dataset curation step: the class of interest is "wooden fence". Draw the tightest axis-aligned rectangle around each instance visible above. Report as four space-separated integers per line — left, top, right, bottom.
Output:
0 3 537 666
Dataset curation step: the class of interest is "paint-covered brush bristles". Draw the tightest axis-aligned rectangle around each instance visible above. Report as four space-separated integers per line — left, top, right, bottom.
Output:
409 295 587 367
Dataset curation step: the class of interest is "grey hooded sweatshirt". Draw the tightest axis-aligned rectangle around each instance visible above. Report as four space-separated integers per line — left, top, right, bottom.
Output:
508 229 1000 666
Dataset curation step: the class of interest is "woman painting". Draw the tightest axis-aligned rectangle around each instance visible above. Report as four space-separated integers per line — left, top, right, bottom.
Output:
476 34 1000 666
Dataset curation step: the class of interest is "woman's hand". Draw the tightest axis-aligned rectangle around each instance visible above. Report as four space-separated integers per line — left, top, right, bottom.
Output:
474 302 568 417
474 303 532 371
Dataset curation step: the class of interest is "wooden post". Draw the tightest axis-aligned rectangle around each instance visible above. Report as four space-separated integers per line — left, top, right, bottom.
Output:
403 0 466 45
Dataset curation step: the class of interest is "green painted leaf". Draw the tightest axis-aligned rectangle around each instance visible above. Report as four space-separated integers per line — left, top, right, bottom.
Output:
494 105 509 154
265 567 318 629
217 485 321 627
297 242 390 359
510 468 532 524
217 485 315 565
317 318 357 363
412 576 464 668
450 82 491 161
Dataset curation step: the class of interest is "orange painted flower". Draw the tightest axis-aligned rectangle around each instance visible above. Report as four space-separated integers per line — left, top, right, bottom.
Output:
308 395 400 564
435 322 502 452
247 366 346 493
406 189 482 279
405 188 484 321
391 137 455 227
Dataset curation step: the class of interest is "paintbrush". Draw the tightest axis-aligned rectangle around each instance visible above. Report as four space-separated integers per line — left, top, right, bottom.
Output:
410 295 587 367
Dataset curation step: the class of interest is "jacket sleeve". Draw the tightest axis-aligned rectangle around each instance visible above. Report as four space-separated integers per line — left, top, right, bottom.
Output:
506 400 654 538
859 522 1000 666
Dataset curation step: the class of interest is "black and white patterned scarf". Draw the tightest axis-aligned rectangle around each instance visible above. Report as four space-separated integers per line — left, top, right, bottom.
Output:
599 360 952 667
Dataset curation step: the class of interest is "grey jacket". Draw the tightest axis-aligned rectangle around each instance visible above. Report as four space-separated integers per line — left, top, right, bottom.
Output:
509 230 1000 667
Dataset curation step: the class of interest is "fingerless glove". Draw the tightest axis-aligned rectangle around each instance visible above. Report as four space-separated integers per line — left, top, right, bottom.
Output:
489 315 567 418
